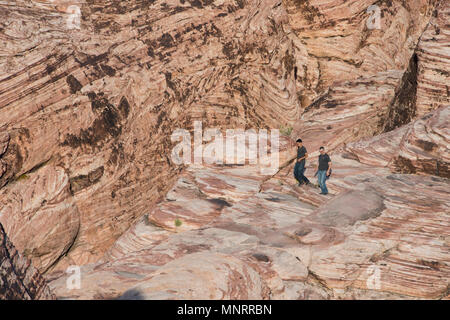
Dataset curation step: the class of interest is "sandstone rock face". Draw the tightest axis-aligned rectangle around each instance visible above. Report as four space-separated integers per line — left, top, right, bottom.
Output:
289 0 445 150
343 105 449 178
0 223 55 300
119 252 270 300
283 0 435 88
0 165 80 273
416 0 450 116
0 0 308 269
1 0 449 300
47 107 449 300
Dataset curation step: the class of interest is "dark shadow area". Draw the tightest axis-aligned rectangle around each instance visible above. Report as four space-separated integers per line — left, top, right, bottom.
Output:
117 288 146 300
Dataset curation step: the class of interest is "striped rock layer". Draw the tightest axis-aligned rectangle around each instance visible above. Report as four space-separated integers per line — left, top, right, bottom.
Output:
0 0 448 299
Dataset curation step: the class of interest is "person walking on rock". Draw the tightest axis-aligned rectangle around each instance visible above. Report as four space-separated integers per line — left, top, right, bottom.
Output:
294 139 310 186
316 146 332 195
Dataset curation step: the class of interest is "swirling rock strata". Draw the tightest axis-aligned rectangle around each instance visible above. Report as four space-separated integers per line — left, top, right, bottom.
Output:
48 107 449 300
343 105 449 178
0 0 306 270
0 164 80 273
0 223 55 300
1 0 448 300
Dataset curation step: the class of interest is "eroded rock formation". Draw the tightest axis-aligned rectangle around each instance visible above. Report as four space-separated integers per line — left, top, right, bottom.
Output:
0 0 448 300
0 223 55 300
1 0 309 269
47 107 449 299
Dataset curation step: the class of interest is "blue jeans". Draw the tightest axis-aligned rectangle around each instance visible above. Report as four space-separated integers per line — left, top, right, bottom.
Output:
294 161 310 184
317 170 328 194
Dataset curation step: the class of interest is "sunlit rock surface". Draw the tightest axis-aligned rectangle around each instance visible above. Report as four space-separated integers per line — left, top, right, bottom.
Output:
48 107 449 300
0 0 448 300
0 165 80 273
0 0 309 269
343 105 449 178
416 0 450 116
289 0 446 149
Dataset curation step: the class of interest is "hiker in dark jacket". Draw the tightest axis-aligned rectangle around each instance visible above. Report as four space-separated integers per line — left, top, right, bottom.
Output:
316 146 331 195
294 139 310 186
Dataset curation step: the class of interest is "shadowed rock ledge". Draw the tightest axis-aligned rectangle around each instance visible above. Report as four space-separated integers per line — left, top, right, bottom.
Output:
0 223 55 300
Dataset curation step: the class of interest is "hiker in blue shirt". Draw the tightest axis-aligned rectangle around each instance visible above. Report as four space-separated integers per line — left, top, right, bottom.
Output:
316 146 332 195
294 139 310 186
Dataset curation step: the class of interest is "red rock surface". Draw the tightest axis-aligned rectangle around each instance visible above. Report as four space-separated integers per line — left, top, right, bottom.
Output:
0 222 55 300
343 105 449 177
416 0 450 116
0 0 448 300
0 164 80 273
47 107 449 300
0 0 308 268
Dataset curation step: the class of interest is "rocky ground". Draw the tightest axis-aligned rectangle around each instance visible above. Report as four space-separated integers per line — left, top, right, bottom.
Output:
0 0 449 299
46 107 449 299
0 223 55 299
